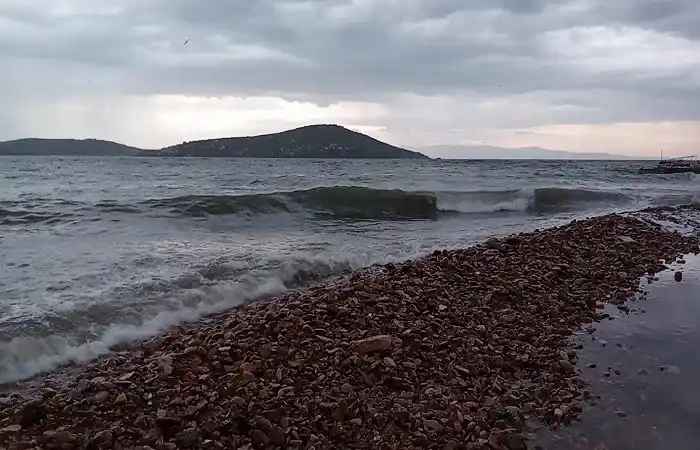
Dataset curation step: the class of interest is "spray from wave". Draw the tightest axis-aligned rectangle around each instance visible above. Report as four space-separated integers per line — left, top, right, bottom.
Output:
437 187 630 214
0 278 286 384
0 251 426 384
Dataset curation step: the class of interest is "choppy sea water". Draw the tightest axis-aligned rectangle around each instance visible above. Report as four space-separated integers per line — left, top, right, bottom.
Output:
1 156 699 383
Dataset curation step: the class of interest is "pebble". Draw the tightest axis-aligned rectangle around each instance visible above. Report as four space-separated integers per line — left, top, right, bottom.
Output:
54 431 76 443
559 359 575 374
231 396 246 407
353 335 393 354
423 419 441 431
0 213 697 449
92 391 110 403
0 424 22 437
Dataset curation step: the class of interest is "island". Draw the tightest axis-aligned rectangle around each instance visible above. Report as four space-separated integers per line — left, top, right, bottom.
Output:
0 124 430 159
0 138 143 156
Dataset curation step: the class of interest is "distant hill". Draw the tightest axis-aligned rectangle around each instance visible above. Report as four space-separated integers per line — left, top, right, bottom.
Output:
0 125 429 159
418 144 650 160
0 138 144 156
157 125 429 159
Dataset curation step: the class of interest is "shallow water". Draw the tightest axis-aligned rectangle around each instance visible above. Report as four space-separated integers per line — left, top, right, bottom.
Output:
533 255 700 449
2 156 700 383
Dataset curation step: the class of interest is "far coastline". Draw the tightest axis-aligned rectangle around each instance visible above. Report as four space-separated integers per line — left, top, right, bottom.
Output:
0 124 429 160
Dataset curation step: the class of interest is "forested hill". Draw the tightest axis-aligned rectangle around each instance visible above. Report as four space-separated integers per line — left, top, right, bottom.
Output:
156 125 429 159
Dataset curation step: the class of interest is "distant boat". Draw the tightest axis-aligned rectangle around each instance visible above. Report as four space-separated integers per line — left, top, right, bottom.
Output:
639 155 700 174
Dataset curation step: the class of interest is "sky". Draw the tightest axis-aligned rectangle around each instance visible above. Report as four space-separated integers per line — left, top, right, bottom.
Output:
1 0 700 158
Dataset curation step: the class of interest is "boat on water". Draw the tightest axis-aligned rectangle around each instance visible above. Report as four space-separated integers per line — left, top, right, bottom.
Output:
639 156 700 174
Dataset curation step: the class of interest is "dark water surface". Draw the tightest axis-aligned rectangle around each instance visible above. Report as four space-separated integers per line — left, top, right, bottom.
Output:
534 255 700 449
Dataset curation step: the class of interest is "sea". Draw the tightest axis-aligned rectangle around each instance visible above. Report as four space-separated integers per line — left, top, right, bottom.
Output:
1 156 698 384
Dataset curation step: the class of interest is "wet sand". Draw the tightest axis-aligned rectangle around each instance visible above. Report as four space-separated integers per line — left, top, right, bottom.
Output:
534 254 700 449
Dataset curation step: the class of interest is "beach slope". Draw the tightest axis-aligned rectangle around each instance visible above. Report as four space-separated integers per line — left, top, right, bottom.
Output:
0 212 698 449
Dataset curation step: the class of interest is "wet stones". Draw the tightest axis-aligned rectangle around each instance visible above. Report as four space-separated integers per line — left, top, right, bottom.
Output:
559 359 576 374
16 402 45 427
92 390 110 403
353 335 393 354
114 392 127 404
0 425 22 444
504 406 525 428
175 427 199 447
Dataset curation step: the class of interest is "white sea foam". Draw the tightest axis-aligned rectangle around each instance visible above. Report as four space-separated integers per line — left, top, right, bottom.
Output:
0 250 433 384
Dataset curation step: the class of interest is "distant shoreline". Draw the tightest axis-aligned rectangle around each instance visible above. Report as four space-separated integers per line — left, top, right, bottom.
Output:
2 124 661 160
0 154 657 162
0 124 430 159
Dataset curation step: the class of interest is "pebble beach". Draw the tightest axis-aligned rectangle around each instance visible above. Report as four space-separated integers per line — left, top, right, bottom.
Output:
1 208 699 450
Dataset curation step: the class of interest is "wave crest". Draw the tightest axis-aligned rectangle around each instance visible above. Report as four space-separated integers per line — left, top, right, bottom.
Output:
144 186 439 220
143 186 630 219
1 186 636 226
437 187 630 214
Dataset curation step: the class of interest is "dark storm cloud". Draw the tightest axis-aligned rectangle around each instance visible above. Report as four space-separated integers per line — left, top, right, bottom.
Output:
0 0 699 132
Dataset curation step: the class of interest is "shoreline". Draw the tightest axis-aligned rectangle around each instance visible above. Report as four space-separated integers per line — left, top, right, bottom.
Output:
534 253 700 449
1 208 699 449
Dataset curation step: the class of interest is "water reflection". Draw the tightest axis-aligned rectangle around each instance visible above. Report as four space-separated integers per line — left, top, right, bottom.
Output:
534 255 700 449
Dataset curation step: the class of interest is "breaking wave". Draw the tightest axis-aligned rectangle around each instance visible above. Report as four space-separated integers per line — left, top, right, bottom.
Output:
1 186 637 227
141 186 632 219
142 186 439 220
437 187 632 214
0 253 394 384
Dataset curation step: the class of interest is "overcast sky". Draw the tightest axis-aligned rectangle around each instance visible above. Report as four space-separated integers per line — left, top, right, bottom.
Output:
1 0 699 157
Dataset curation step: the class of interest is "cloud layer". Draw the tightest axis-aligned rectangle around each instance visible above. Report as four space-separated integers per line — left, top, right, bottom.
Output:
1 0 699 156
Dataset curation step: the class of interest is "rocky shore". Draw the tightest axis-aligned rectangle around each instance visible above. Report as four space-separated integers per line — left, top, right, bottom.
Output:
1 213 698 450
